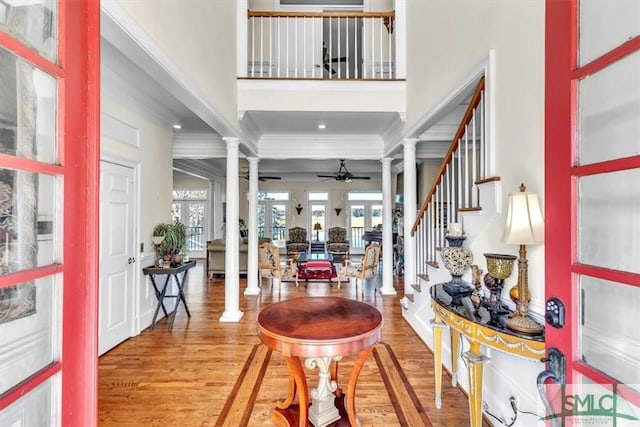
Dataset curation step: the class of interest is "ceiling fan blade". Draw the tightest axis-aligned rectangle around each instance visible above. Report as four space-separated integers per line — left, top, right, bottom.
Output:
241 175 282 181
317 174 337 178
350 176 371 180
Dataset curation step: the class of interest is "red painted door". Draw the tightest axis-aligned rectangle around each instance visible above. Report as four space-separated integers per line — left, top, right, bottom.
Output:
0 1 100 425
544 0 640 423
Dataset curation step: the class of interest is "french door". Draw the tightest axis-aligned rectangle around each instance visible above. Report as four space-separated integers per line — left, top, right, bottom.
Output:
310 203 327 242
172 190 207 258
348 202 382 249
0 1 100 425
544 0 640 421
258 202 288 241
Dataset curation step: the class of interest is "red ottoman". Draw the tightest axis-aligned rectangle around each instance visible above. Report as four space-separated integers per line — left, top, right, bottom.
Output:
301 260 333 282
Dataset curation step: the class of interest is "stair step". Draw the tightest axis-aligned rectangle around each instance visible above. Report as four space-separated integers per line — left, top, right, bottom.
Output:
406 294 415 303
417 273 429 282
427 261 439 269
459 207 482 212
411 284 421 293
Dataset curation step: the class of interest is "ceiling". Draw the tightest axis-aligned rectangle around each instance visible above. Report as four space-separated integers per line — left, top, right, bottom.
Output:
242 111 400 136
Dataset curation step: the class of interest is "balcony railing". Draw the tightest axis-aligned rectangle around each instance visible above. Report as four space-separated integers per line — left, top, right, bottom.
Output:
247 10 396 80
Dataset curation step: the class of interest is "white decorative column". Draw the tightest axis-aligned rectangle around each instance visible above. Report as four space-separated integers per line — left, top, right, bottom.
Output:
220 138 243 322
236 0 248 77
207 179 217 241
380 158 396 295
245 157 260 296
403 138 418 295
393 0 407 79
212 180 223 240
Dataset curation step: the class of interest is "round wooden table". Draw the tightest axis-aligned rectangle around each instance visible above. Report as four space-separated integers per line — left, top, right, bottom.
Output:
257 297 382 427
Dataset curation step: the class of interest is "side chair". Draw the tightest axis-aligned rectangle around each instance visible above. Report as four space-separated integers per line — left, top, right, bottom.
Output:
258 242 299 291
338 242 381 293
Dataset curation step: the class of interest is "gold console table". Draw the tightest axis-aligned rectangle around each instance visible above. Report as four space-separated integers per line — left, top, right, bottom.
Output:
430 284 545 427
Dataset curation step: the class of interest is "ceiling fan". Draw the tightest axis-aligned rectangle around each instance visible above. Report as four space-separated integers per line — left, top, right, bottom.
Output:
317 160 371 182
322 42 347 75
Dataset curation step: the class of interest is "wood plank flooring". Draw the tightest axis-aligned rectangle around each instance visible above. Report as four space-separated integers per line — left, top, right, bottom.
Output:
98 261 479 426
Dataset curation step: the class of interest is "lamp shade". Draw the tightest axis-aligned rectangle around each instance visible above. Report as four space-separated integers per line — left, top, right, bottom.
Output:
314 222 322 231
502 190 544 245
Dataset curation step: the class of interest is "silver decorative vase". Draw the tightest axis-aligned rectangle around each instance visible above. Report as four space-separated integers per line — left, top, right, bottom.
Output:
441 235 474 306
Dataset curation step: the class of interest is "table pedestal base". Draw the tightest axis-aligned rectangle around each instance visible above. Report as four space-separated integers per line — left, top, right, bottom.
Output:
272 394 356 427
306 356 341 426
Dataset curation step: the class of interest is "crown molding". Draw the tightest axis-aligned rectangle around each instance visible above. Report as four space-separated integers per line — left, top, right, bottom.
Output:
173 135 227 159
258 134 384 159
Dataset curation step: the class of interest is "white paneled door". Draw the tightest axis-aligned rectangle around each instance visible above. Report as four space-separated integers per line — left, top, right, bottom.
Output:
99 161 136 355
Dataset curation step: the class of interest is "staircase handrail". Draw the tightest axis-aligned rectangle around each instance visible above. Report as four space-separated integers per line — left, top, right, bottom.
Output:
411 76 485 236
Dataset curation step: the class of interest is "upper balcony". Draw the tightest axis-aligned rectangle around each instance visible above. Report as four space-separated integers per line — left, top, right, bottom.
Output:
237 8 406 121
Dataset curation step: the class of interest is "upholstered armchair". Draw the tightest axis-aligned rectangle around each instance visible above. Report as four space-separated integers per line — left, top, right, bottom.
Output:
326 226 350 260
259 242 299 290
338 242 381 292
285 226 309 255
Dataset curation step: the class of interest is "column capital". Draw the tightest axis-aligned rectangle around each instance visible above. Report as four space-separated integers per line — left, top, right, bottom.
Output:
403 138 419 148
223 136 240 146
380 157 393 166
247 157 259 165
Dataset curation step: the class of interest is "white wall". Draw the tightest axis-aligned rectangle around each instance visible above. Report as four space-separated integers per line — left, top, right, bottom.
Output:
405 1 546 423
112 0 239 134
101 98 174 250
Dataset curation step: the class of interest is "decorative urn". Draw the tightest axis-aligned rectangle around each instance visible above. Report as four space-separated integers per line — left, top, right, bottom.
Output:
441 235 474 305
483 253 517 308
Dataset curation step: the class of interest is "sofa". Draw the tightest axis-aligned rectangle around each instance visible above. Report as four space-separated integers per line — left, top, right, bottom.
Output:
206 237 272 278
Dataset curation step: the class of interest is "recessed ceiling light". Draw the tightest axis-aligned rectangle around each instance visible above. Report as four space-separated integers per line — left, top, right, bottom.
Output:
172 124 182 130
317 124 326 129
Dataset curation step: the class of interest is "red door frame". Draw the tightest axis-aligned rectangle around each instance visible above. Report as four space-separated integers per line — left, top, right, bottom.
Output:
0 1 100 425
545 0 640 391
61 1 100 424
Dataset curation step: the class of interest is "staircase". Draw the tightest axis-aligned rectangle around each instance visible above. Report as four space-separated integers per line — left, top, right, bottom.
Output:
400 76 503 381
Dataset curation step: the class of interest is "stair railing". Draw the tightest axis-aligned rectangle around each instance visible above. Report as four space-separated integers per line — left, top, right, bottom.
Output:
411 77 488 276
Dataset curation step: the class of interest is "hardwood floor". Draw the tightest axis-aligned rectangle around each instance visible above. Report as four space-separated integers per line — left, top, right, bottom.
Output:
98 261 478 426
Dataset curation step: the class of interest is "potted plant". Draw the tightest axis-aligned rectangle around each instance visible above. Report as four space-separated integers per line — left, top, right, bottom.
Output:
153 219 187 265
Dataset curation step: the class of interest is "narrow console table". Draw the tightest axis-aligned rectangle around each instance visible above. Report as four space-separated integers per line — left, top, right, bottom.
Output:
430 284 545 427
257 297 382 427
142 260 195 330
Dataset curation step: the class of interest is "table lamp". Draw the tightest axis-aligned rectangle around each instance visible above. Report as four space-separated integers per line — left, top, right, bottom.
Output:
313 222 322 241
502 183 544 335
